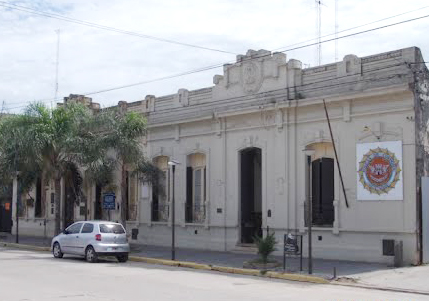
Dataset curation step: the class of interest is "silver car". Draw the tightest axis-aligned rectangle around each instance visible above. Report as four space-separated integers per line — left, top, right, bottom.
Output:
51 221 130 263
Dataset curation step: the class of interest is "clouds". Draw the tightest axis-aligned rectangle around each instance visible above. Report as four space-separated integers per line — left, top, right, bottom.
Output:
0 0 428 112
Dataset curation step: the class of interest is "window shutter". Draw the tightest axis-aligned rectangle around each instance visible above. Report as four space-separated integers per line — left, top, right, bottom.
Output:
311 159 321 224
186 167 193 222
204 167 206 202
35 178 42 217
311 157 334 226
320 158 334 225
152 176 159 222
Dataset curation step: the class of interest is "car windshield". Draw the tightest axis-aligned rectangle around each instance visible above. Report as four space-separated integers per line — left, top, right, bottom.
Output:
99 224 125 234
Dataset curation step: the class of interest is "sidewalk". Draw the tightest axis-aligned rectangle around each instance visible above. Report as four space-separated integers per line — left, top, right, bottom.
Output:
340 264 429 294
0 233 389 277
4 233 429 294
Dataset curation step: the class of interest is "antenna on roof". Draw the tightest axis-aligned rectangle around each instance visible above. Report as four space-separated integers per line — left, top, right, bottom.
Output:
316 0 321 65
315 0 326 66
53 29 60 110
335 0 339 62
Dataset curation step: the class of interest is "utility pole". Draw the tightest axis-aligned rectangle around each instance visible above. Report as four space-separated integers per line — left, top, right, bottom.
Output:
53 29 60 110
14 142 19 244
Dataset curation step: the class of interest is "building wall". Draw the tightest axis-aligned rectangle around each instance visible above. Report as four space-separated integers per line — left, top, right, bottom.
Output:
128 47 424 264
13 47 429 265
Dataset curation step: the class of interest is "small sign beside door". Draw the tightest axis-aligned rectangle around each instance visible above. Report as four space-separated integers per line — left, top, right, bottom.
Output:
103 193 116 210
284 233 301 255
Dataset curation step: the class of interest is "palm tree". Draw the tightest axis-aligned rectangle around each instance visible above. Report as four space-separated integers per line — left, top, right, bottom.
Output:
0 102 110 235
101 109 147 227
0 112 41 213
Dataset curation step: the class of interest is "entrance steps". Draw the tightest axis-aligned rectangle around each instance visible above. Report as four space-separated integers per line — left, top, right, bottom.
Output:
231 243 258 255
0 232 11 239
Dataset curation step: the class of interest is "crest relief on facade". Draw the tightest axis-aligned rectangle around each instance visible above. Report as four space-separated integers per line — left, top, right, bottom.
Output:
212 49 289 99
241 61 263 94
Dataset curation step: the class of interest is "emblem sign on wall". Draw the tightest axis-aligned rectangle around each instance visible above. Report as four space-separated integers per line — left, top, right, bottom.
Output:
356 141 403 201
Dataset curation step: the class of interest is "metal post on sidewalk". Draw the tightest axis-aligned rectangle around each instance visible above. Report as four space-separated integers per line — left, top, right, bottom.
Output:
303 148 315 275
168 159 180 261
14 144 19 244
171 164 175 260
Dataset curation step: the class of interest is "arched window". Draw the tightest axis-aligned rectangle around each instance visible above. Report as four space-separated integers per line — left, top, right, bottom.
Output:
186 153 206 223
152 156 169 222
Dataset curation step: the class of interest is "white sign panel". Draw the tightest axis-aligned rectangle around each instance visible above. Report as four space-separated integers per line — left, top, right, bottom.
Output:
356 141 403 201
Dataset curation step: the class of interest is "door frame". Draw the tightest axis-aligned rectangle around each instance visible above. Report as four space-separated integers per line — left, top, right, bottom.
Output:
238 146 264 244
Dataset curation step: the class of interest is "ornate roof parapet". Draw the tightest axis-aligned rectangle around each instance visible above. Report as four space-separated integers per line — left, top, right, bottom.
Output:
142 95 156 113
212 49 298 100
174 89 189 107
60 94 100 111
337 54 362 77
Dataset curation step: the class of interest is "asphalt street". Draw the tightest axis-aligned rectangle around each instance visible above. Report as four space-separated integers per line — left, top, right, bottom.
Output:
0 247 426 301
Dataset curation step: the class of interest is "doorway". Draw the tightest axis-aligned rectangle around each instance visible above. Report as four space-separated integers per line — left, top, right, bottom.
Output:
94 184 102 220
64 166 82 228
240 147 262 244
0 184 12 233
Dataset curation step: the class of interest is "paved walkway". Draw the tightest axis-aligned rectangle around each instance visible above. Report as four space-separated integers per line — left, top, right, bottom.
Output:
0 233 390 278
3 233 429 294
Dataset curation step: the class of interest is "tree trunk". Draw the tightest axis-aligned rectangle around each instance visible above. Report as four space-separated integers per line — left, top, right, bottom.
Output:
54 177 61 235
121 163 127 229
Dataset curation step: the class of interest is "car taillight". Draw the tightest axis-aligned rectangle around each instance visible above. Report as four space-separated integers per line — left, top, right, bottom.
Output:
95 234 101 241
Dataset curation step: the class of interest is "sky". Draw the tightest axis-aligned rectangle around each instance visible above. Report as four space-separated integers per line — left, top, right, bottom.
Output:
1 0 429 112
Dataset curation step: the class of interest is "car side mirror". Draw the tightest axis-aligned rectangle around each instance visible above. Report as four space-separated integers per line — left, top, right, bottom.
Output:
63 230 69 235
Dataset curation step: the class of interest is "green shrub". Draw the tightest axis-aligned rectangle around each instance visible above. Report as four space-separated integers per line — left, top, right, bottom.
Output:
253 232 278 263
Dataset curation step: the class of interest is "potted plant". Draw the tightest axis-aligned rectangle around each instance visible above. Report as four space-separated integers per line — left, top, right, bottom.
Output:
243 232 280 270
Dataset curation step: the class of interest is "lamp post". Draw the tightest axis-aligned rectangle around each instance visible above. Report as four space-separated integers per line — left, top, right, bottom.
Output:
303 148 315 274
14 143 19 244
168 159 180 260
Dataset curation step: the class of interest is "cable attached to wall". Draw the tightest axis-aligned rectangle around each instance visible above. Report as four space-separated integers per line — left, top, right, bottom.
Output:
323 98 349 208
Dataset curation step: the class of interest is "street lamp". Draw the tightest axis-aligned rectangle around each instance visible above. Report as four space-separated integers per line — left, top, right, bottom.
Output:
363 125 381 141
168 159 180 260
303 148 315 274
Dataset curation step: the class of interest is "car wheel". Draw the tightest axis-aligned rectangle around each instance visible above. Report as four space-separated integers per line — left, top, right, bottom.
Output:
85 246 98 263
53 242 64 258
116 254 128 263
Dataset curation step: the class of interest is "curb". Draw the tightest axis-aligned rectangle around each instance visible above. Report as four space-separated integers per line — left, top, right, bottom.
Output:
1 242 328 284
1 242 50 252
331 281 429 296
128 256 329 284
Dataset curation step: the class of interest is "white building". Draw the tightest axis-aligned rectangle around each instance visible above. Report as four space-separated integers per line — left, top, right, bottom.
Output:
8 46 429 265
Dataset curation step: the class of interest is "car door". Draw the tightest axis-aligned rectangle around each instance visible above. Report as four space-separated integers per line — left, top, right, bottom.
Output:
76 223 95 255
62 222 83 254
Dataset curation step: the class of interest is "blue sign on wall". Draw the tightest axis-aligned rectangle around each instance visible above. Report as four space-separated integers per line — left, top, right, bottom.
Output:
103 193 116 210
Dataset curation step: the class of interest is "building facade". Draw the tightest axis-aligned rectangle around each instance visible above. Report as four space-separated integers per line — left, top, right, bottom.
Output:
9 46 429 265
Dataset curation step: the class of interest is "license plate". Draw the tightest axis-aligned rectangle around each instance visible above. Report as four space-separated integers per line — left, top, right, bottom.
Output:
107 247 119 251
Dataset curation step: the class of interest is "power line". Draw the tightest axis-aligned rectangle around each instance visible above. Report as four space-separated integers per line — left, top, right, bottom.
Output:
272 4 429 54
5 62 412 111
0 1 236 55
4 12 429 110
69 14 429 98
150 63 411 115
275 13 429 53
